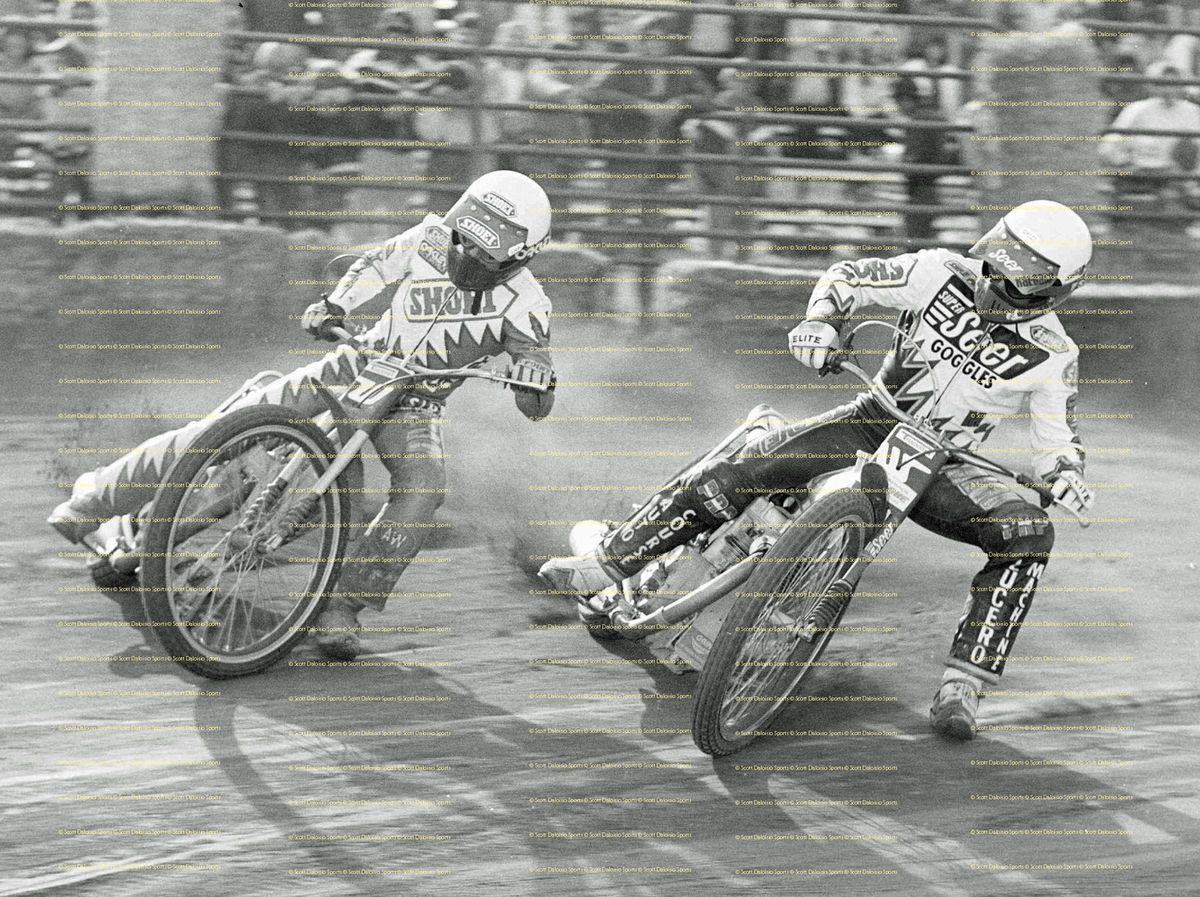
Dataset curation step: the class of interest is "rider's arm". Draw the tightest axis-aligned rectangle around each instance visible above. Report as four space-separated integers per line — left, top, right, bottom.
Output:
326 224 421 314
791 250 939 365
805 249 936 327
1028 348 1085 481
501 277 555 421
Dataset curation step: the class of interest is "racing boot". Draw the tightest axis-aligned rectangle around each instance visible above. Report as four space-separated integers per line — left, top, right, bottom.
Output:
313 596 369 661
538 552 622 596
929 670 983 741
540 464 737 596
47 472 109 544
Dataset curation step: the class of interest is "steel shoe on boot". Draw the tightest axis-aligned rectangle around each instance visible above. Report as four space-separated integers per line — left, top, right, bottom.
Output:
314 598 367 661
929 677 981 741
538 553 620 596
47 469 109 545
48 496 108 545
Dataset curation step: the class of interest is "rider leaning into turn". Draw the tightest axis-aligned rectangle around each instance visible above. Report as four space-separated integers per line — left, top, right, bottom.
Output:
49 170 557 662
541 199 1096 741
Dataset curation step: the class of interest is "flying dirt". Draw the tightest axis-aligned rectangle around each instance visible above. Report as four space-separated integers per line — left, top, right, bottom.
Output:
4 319 1198 895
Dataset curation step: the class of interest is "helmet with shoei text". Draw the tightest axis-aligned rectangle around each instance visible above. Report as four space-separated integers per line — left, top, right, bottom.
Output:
443 170 552 294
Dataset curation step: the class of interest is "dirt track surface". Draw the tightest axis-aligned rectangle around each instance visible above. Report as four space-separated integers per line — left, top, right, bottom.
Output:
4 345 1199 897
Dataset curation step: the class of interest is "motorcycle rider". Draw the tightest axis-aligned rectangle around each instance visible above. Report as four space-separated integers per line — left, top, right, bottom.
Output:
49 170 557 661
541 200 1095 741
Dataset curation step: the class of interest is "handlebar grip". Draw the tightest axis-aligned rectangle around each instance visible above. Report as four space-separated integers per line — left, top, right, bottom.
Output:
329 325 356 342
817 351 845 377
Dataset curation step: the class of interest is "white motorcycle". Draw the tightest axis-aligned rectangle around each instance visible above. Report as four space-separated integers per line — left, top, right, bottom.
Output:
559 320 1090 756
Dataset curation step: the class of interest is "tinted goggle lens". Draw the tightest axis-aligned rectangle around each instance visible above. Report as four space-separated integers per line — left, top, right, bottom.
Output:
457 233 523 272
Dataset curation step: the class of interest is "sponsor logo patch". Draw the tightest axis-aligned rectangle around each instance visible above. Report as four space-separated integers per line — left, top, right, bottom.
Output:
418 240 448 272
1062 357 1078 389
921 282 1049 385
456 216 500 250
480 191 516 218
862 521 895 560
417 225 451 271
405 283 512 321
1029 324 1070 354
944 259 978 285
849 257 907 283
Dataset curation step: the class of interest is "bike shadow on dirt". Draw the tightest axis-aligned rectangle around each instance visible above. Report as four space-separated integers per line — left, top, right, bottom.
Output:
699 684 1200 896
92 583 172 679
89 580 1200 896
577 623 1200 895
178 650 797 896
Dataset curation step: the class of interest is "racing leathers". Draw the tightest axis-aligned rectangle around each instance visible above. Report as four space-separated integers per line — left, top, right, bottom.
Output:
50 213 555 613
585 248 1086 684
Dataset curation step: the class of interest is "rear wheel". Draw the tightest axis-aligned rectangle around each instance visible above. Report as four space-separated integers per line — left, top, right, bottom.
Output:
691 488 873 757
140 405 352 679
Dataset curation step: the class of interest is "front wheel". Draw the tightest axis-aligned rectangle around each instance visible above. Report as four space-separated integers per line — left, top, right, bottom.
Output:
691 488 873 757
139 405 353 679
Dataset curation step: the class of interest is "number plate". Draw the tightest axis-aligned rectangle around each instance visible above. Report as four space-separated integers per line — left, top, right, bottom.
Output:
345 356 409 407
872 424 947 514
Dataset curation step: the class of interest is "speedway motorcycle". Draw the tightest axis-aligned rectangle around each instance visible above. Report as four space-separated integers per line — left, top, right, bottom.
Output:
561 320 1090 757
83 281 547 680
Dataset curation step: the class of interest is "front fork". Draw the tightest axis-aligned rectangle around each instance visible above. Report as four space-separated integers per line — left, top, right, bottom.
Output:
256 427 370 553
252 379 381 552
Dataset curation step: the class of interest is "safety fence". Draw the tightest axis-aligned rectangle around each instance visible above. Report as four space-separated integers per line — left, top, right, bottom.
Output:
3 4 1200 276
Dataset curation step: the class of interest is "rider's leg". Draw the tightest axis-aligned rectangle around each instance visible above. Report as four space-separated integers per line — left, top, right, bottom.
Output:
910 464 1056 739
540 401 883 593
314 403 446 660
48 344 367 544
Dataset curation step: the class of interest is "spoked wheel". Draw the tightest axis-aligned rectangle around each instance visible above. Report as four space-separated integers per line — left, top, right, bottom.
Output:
692 488 873 756
140 405 352 679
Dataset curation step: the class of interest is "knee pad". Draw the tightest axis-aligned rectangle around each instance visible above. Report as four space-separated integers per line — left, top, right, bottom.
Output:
683 459 754 524
979 501 1055 558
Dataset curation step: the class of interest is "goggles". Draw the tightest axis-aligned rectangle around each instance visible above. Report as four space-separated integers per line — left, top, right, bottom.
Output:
969 220 1071 301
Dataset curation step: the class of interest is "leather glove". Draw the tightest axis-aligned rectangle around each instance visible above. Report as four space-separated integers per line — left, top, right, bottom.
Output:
301 299 346 342
1047 468 1093 513
788 319 840 369
506 357 556 394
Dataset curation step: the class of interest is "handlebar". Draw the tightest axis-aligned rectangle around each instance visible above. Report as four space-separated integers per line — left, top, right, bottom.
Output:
326 325 549 393
820 331 1090 529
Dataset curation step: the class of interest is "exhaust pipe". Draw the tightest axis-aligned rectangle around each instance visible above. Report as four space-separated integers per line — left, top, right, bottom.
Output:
614 550 764 635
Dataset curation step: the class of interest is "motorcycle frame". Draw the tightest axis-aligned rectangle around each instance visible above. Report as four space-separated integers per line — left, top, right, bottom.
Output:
604 320 1089 637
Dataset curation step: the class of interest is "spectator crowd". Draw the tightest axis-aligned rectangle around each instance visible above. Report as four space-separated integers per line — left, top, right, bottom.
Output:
3 0 1200 258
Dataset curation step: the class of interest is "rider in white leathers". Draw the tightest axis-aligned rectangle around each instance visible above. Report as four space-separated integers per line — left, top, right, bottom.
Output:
542 200 1096 740
50 171 557 661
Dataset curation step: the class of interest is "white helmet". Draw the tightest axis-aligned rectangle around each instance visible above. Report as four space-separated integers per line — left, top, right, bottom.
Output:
967 200 1092 323
443 170 551 293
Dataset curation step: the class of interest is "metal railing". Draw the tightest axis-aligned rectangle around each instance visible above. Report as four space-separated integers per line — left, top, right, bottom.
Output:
3 7 1199 260
0 15 96 219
